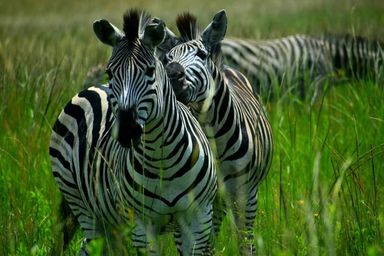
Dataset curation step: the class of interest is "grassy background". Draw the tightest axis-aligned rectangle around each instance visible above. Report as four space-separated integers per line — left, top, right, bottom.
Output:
1 0 383 255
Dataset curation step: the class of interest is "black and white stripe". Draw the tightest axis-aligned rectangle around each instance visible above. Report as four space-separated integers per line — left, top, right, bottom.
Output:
222 34 384 97
163 11 273 255
51 10 217 255
49 85 124 248
86 33 383 99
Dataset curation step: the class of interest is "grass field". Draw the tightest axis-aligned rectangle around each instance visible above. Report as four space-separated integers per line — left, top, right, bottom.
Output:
1 0 384 255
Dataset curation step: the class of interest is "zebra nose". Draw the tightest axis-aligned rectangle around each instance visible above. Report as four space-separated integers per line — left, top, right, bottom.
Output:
118 107 137 124
112 108 143 148
166 62 186 83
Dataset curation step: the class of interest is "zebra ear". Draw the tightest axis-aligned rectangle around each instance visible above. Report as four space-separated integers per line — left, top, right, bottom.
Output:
201 10 227 49
155 20 179 61
163 25 179 49
93 19 124 47
142 19 166 50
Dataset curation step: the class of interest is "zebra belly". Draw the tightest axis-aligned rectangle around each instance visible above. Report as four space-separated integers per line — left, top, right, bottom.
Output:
120 180 210 216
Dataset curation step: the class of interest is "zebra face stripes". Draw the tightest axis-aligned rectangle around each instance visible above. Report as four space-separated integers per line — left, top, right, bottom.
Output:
165 12 226 115
166 41 212 109
94 16 164 148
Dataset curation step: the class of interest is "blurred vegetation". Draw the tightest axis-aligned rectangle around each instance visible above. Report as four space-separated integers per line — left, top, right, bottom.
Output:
0 0 383 255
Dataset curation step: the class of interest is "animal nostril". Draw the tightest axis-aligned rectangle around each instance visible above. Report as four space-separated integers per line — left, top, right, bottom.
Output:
166 62 185 81
118 107 137 124
114 107 143 148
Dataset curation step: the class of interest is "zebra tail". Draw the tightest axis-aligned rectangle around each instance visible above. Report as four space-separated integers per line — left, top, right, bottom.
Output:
60 198 79 251
322 34 384 79
49 198 78 255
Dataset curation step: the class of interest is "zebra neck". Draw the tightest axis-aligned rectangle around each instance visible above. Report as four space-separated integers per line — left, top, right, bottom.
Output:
198 64 238 137
134 81 190 164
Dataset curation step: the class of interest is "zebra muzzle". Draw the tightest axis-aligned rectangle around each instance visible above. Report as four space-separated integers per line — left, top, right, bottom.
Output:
166 62 190 104
166 62 186 81
112 108 143 148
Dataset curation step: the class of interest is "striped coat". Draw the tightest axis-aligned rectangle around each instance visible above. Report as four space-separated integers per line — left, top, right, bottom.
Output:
51 10 217 255
163 11 273 255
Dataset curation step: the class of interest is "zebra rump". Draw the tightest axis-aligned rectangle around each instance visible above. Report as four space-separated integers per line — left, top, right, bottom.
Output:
50 85 126 252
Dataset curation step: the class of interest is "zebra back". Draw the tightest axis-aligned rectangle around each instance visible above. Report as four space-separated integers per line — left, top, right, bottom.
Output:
221 35 329 95
221 34 384 98
320 34 384 78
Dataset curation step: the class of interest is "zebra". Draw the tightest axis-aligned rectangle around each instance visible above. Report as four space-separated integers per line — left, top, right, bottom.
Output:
49 85 124 254
221 34 384 98
161 10 273 255
85 33 384 100
50 9 217 255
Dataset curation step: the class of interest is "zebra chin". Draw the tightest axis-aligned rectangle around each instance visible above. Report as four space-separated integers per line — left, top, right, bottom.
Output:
168 78 191 105
112 120 143 148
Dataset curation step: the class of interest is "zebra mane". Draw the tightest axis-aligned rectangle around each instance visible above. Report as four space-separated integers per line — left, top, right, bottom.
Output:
176 12 199 42
211 43 224 69
123 9 151 45
176 12 224 69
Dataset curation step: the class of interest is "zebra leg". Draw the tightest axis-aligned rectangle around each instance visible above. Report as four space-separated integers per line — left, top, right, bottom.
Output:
242 187 259 256
79 236 113 256
60 198 102 255
229 198 248 255
80 238 91 256
132 219 160 255
212 194 226 238
77 220 104 255
229 187 257 256
55 198 79 253
175 204 214 255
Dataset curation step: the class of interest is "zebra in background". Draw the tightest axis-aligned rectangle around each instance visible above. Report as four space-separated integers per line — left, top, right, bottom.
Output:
162 10 273 255
85 33 384 100
51 9 217 255
222 34 384 98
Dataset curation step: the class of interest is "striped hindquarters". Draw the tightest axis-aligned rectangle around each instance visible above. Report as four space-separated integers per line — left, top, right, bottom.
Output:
221 35 329 95
49 85 124 237
221 34 384 98
320 34 384 79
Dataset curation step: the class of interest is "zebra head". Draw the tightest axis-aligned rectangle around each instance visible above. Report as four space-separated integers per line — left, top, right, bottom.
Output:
93 10 166 148
164 10 227 111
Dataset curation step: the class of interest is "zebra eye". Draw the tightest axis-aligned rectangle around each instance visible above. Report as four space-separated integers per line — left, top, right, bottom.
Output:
145 67 155 77
196 49 207 60
105 69 113 80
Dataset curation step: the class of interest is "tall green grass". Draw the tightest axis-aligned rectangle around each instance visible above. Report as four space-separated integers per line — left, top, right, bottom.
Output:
257 80 384 255
0 0 383 255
